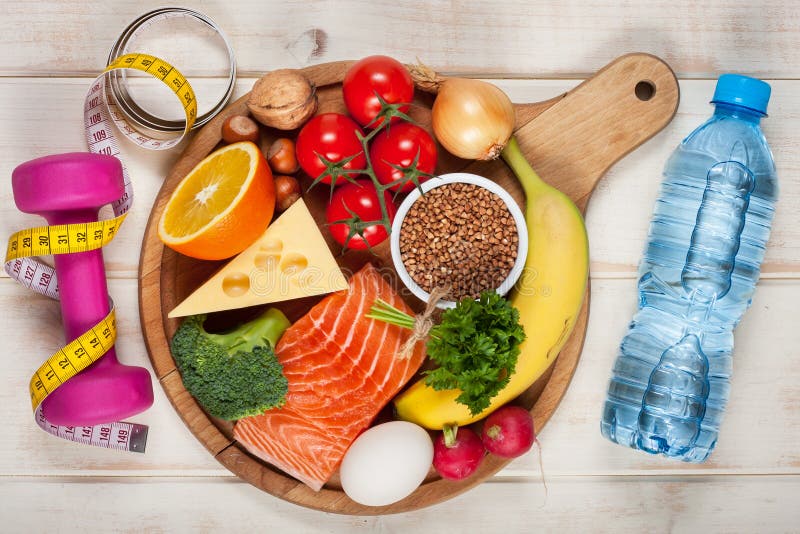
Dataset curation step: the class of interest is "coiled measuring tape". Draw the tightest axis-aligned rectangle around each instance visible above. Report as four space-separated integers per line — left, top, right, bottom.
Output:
5 53 197 452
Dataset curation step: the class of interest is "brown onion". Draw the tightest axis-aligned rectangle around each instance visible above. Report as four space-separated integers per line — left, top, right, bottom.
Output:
410 62 515 161
432 77 515 160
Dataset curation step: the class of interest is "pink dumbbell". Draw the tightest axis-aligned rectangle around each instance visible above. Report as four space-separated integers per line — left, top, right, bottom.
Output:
13 153 153 426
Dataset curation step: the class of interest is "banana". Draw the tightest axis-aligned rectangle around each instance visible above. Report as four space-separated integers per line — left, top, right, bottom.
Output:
393 137 589 429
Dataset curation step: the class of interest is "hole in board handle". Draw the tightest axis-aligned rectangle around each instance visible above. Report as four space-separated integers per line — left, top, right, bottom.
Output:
635 80 656 101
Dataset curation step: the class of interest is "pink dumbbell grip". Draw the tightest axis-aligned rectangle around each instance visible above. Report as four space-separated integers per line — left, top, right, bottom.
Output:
49 210 113 347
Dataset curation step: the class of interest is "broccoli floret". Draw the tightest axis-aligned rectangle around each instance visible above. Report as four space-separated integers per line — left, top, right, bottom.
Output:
170 308 291 420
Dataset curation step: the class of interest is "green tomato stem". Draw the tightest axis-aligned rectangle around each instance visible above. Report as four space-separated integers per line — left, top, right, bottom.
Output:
331 102 427 247
360 128 393 231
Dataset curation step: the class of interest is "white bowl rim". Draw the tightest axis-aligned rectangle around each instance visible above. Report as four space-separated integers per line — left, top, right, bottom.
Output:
390 172 528 308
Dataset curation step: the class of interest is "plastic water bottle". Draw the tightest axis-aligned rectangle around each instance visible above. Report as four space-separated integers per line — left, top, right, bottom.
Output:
600 75 778 462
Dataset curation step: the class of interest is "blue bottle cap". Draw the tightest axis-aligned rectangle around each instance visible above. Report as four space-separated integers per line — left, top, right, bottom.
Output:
711 74 771 116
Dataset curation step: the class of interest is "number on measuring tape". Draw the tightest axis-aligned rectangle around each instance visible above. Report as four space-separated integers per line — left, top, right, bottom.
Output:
5 52 198 453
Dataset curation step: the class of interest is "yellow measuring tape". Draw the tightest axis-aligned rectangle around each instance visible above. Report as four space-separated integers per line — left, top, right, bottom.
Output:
29 309 117 410
7 217 127 262
5 52 197 452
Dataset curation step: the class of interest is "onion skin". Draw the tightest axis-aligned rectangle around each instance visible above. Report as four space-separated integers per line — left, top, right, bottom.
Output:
431 77 515 160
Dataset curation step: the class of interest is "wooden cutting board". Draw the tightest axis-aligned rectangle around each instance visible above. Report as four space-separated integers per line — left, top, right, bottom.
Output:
139 53 678 514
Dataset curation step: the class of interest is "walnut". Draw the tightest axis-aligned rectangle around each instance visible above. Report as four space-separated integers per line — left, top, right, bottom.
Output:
246 69 317 130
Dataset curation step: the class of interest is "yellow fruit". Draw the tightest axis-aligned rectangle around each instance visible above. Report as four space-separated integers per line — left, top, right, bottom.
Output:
158 141 275 260
393 137 589 429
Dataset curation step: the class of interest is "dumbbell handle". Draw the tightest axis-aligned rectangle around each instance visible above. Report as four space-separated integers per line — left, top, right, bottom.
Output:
47 208 117 371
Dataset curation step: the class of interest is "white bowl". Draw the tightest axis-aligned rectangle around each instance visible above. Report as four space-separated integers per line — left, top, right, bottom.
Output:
390 173 528 308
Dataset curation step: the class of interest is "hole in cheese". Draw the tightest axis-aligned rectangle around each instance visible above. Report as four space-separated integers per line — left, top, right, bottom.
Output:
259 238 283 254
280 253 309 278
222 271 251 297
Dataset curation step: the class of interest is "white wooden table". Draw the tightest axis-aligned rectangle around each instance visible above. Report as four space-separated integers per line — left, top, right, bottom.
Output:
1 2 798 531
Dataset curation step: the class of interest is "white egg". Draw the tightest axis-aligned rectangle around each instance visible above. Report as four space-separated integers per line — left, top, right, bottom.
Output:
340 421 433 507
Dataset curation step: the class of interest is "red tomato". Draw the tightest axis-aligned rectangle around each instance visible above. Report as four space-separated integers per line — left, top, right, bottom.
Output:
295 113 366 185
369 122 438 192
326 180 397 249
343 55 414 127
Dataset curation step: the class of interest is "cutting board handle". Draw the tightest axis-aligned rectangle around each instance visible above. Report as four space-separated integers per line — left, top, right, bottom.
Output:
513 53 679 211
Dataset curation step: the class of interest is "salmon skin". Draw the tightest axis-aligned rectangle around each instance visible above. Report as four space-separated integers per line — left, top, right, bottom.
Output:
234 264 425 491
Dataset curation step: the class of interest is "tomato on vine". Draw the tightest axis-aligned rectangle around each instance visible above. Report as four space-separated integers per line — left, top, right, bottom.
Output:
343 55 415 128
296 113 366 186
326 180 397 250
369 123 438 192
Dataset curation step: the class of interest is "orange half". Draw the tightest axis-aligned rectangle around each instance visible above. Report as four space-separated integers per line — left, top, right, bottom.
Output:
158 141 275 260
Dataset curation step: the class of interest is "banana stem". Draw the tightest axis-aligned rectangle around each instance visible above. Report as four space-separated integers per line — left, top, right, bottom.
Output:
500 136 546 198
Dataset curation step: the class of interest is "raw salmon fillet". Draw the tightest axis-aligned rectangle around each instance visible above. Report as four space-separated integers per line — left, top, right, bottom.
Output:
233 264 426 491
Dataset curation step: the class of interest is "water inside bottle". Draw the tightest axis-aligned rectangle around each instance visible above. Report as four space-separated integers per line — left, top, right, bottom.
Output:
601 94 777 462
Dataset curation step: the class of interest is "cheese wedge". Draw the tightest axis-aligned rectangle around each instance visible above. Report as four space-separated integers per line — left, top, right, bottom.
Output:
168 199 348 317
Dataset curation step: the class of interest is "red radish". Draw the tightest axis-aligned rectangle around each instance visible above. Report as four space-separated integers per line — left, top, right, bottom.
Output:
433 425 485 480
481 405 536 458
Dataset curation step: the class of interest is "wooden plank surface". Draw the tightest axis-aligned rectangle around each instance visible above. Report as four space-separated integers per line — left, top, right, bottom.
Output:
1 1 798 78
1 476 798 531
1 1 798 530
